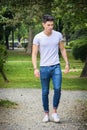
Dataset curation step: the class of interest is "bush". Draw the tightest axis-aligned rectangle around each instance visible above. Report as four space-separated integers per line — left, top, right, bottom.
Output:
70 28 87 40
65 45 71 49
72 43 87 62
69 36 87 48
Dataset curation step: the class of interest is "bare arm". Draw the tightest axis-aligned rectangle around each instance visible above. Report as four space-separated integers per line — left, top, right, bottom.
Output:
32 44 40 77
59 41 70 73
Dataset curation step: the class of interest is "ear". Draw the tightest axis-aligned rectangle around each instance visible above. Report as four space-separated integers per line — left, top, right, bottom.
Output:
42 22 45 27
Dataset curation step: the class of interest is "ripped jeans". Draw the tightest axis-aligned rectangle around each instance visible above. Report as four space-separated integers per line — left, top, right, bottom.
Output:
40 64 62 113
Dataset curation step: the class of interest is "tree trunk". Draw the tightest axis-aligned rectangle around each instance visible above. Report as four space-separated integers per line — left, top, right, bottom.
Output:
12 27 14 50
0 69 9 82
80 57 87 77
5 35 9 50
26 27 34 55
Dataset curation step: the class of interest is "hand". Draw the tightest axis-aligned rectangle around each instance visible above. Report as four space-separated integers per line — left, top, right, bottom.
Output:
34 69 40 78
64 64 70 74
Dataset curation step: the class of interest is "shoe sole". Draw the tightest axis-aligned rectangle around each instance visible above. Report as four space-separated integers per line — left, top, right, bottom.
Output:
51 117 60 123
43 119 50 123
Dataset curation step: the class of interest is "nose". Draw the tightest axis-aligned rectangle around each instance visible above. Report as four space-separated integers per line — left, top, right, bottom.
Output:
49 25 53 29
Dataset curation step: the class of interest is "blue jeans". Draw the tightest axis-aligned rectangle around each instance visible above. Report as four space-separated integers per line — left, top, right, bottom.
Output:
40 64 62 113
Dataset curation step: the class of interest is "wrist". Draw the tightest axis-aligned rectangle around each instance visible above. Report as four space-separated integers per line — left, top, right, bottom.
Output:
34 68 38 70
66 62 70 66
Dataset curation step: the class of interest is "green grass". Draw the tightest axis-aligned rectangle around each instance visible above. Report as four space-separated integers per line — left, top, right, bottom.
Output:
7 49 31 61
0 61 40 88
62 76 87 90
0 99 18 108
0 49 87 90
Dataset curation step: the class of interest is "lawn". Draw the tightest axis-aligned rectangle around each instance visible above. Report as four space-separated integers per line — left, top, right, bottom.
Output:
0 49 87 90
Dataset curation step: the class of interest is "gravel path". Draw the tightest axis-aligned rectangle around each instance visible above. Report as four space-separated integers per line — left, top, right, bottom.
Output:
0 89 87 130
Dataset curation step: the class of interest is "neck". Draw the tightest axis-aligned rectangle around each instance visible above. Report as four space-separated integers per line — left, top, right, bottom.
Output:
44 30 52 36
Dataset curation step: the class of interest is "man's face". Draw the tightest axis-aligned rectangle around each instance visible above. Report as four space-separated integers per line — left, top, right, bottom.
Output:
42 21 54 34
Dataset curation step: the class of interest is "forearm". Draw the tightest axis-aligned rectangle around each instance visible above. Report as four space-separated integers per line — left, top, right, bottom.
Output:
60 48 70 73
32 49 40 77
61 48 69 65
32 53 38 70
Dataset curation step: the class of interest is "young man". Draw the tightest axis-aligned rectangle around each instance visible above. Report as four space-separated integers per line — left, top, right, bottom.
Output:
32 14 70 122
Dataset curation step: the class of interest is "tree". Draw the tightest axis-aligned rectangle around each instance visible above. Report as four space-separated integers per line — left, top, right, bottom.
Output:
19 0 54 54
52 0 87 40
0 44 9 82
72 37 87 77
52 0 87 77
0 0 54 54
0 6 15 49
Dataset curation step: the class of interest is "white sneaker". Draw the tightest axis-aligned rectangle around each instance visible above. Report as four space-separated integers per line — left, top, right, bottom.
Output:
43 115 50 122
52 113 60 122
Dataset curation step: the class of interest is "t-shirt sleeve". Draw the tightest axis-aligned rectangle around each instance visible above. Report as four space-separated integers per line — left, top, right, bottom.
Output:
33 35 40 46
59 33 64 42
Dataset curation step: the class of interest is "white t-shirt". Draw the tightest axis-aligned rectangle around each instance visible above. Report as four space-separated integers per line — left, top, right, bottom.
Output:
33 30 64 66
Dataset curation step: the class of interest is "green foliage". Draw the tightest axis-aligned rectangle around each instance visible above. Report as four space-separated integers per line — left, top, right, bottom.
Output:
56 0 87 30
69 34 87 61
0 6 14 25
0 44 7 69
0 99 18 108
14 23 28 42
70 28 87 40
65 45 71 49
53 0 87 43
69 36 87 47
0 0 86 50
71 36 87 62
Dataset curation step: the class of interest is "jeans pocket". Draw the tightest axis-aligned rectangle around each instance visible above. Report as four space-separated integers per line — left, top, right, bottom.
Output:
54 66 62 75
40 67 49 79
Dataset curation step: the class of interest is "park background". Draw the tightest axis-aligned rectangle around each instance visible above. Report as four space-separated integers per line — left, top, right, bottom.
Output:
0 0 87 103
0 1 87 130
0 0 87 89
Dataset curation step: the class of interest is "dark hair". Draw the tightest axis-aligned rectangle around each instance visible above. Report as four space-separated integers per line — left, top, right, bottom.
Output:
42 14 55 23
